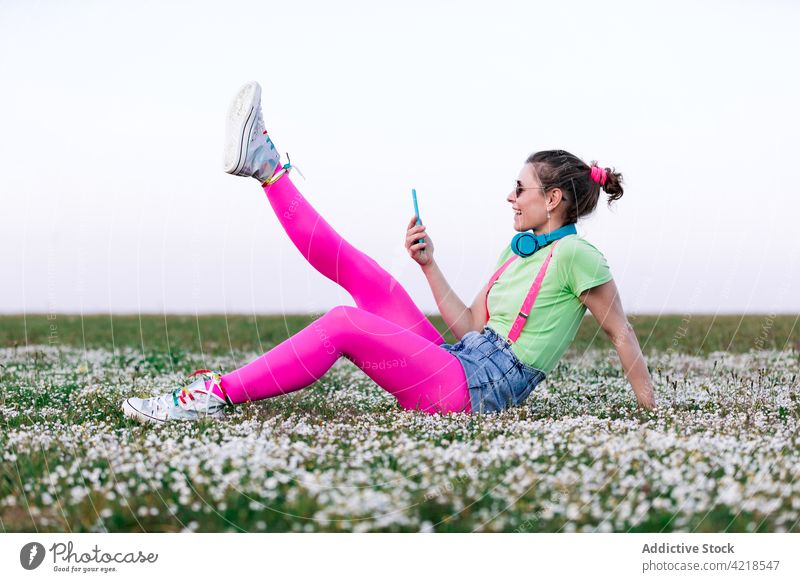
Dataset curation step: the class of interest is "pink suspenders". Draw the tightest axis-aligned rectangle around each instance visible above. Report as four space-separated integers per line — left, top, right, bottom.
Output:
483 240 560 344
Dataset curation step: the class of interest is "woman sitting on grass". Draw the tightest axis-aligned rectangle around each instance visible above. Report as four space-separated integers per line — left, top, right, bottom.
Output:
121 81 656 423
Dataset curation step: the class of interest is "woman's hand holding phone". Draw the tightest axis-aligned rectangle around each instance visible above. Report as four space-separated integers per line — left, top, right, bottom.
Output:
405 215 434 267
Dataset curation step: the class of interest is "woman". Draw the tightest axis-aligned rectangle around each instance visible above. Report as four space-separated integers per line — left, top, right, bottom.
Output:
121 81 656 424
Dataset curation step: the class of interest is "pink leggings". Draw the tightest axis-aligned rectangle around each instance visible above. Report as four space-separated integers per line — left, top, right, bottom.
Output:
215 171 472 415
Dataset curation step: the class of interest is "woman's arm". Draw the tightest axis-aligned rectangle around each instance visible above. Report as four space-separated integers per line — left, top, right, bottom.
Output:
579 278 657 410
421 260 487 340
405 216 485 340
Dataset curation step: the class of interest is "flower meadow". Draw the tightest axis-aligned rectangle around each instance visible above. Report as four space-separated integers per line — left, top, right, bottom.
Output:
1 317 799 533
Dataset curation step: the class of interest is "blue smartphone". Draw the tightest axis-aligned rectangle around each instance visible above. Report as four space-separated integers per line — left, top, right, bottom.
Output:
412 188 425 250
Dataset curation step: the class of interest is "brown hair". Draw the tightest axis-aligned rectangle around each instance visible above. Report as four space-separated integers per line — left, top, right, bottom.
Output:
525 150 623 224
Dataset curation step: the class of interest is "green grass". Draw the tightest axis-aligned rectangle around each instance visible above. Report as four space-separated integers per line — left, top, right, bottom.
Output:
1 314 798 533
2 313 798 355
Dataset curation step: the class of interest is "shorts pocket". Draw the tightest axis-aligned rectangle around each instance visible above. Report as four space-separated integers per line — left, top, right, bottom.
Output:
513 365 546 404
513 376 536 405
468 358 546 413
470 380 511 414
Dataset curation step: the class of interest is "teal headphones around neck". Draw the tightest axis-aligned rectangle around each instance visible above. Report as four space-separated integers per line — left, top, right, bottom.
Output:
510 223 577 257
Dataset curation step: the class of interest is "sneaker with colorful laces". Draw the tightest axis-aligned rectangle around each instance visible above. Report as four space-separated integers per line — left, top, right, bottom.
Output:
122 370 233 424
223 80 283 183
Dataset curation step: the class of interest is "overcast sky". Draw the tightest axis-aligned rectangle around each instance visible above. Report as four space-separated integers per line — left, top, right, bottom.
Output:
1 0 798 316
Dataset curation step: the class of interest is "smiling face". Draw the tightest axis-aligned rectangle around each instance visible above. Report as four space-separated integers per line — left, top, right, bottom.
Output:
507 163 565 235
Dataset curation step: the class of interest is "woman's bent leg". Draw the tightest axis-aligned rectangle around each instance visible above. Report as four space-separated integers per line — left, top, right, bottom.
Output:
263 173 445 345
220 305 470 414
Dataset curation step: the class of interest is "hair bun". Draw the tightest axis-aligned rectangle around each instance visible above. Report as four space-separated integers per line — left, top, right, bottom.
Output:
601 167 623 201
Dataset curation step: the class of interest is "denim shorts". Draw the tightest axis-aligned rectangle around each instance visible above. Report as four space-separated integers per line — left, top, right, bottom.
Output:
439 325 546 414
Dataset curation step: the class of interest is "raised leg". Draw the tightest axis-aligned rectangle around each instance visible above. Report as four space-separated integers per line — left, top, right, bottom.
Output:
220 305 470 414
262 172 445 345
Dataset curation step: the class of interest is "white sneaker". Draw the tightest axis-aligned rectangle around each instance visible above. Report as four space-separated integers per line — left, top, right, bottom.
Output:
223 81 282 182
122 370 232 424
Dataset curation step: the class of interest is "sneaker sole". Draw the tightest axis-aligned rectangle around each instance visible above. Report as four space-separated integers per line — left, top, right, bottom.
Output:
122 399 225 425
223 81 262 175
122 399 166 425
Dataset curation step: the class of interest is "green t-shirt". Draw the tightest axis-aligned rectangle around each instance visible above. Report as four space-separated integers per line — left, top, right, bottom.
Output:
486 234 613 374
